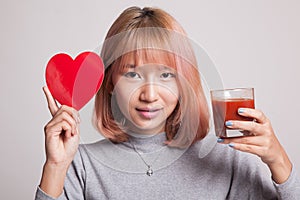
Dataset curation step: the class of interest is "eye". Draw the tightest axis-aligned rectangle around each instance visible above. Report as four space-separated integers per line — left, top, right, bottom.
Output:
124 72 141 79
160 72 176 79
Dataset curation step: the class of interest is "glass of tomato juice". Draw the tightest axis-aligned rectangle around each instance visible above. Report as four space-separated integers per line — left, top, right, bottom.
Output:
210 88 255 138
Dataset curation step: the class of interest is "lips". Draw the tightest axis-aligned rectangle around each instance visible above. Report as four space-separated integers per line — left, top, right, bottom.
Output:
136 107 162 119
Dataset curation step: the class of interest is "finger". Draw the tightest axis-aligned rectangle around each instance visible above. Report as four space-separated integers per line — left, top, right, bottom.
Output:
45 120 71 137
225 120 264 136
45 120 76 139
54 105 80 124
237 108 268 124
227 142 266 157
74 126 79 137
60 120 80 138
62 122 72 138
48 111 78 134
218 135 265 146
43 86 59 116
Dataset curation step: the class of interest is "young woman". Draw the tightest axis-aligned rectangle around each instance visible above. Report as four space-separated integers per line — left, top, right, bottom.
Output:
35 6 300 199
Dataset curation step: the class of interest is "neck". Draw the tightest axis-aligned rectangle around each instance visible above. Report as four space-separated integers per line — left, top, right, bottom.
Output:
121 132 167 153
127 131 157 138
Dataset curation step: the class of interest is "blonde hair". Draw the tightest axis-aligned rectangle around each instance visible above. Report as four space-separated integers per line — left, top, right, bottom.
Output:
93 6 210 148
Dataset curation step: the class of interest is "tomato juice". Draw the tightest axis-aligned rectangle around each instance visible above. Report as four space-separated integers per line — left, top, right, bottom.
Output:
212 98 255 138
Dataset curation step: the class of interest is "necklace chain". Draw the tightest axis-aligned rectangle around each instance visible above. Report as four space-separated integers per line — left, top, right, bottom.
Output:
129 140 166 176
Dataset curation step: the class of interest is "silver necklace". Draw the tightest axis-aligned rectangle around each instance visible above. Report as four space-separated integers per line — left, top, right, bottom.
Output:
130 141 166 176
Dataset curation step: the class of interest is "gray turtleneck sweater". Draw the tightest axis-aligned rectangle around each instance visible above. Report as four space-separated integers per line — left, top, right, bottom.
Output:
35 133 300 199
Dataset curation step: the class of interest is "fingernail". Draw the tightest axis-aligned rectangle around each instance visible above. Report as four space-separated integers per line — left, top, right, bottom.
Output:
238 108 245 113
217 138 224 143
229 143 235 148
225 121 233 126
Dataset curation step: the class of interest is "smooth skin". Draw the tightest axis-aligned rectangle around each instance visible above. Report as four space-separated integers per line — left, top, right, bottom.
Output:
39 86 80 198
112 64 179 135
219 108 292 184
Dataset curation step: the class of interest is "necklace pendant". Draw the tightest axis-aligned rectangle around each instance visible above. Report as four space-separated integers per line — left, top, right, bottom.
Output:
146 166 153 176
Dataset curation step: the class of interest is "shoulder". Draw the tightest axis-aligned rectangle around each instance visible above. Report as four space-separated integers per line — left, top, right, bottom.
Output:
66 139 114 176
77 138 114 158
79 138 112 150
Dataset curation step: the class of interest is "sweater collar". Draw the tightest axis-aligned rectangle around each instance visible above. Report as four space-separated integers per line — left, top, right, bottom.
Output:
120 132 167 153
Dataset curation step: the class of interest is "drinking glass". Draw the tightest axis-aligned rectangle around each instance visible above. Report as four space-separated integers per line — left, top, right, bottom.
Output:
210 88 255 138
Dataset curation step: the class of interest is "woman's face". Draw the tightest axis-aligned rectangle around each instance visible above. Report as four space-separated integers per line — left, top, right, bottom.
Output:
112 60 179 135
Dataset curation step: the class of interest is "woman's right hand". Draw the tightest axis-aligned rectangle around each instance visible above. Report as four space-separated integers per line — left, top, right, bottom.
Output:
39 86 80 198
42 86 80 167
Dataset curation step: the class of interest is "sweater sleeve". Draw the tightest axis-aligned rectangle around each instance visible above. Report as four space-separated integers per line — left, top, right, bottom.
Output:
228 150 300 200
34 146 86 200
273 165 300 200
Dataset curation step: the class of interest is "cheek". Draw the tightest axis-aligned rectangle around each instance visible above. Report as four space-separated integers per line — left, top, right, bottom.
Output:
114 89 130 113
113 76 136 103
162 83 180 102
113 84 139 116
114 83 138 104
160 86 180 111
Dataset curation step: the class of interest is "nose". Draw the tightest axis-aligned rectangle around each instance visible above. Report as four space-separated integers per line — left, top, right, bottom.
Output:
139 83 159 102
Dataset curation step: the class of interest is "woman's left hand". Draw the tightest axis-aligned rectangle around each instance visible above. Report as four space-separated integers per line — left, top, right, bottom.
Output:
219 108 292 184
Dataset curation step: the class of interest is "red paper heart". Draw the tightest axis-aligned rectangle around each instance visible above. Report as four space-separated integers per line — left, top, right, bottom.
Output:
45 52 104 110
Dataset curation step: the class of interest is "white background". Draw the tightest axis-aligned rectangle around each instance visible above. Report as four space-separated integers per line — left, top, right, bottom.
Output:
1 0 299 199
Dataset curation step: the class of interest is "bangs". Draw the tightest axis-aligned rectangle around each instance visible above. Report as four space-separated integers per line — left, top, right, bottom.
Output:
101 27 197 71
113 49 178 73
